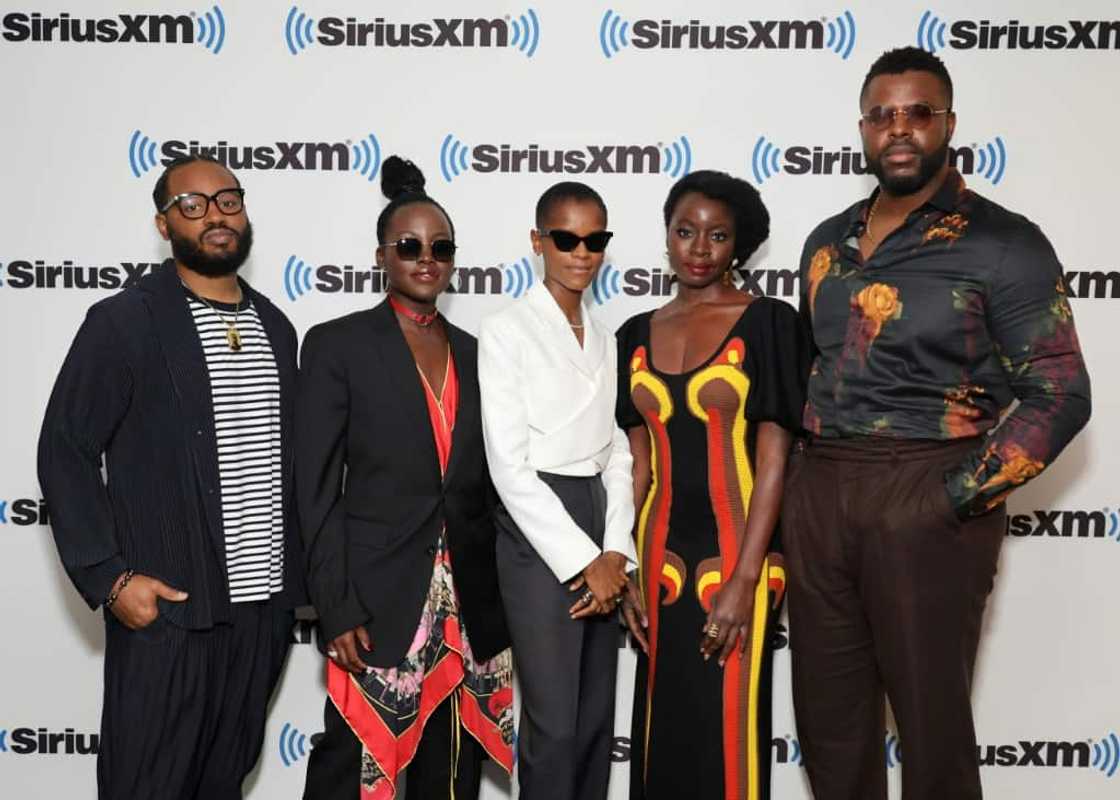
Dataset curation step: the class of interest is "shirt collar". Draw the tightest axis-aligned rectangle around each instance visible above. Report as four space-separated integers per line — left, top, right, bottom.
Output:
845 167 966 239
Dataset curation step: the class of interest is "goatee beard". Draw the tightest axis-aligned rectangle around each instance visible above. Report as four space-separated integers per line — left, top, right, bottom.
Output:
170 221 253 278
867 138 950 196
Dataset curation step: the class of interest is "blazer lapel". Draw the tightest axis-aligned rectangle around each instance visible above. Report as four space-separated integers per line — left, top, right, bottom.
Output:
526 283 594 378
142 260 225 560
367 300 441 487
443 324 475 488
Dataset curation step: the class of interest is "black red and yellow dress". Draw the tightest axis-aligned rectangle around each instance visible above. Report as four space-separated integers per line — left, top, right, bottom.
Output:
616 299 808 800
326 351 514 799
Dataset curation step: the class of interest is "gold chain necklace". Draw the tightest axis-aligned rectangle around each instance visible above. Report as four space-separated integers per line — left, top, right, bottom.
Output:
197 292 245 352
864 192 883 244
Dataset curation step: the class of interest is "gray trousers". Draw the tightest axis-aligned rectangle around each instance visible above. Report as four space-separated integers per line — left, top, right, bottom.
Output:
496 472 618 800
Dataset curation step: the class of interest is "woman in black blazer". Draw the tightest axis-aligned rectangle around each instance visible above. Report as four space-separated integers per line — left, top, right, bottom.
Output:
297 157 512 800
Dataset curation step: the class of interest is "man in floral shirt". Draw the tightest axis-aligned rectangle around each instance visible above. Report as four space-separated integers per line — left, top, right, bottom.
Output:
782 47 1090 800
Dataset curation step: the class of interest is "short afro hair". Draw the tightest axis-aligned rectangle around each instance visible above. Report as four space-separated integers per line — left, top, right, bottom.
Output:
535 182 608 230
662 170 770 267
152 154 240 211
860 46 954 108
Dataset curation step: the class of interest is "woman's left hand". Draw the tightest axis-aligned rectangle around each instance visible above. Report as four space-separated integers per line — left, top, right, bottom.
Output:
700 573 758 668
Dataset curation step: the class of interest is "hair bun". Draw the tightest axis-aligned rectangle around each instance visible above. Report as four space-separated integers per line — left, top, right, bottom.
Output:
380 155 426 200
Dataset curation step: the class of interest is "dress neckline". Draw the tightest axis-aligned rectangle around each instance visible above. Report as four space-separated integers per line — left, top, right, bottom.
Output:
645 299 759 377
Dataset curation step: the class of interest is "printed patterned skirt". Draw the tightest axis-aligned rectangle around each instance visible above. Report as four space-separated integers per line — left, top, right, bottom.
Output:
326 536 514 799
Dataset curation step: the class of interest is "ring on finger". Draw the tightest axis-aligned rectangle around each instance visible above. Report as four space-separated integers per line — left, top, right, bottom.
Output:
580 589 594 605
704 622 721 639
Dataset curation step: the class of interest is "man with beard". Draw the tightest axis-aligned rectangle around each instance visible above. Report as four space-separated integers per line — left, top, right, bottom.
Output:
38 155 304 799
782 47 1090 800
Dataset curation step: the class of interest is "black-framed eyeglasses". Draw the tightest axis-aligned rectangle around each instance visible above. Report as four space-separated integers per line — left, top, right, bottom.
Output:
159 188 246 219
861 103 951 131
382 237 457 263
539 229 614 253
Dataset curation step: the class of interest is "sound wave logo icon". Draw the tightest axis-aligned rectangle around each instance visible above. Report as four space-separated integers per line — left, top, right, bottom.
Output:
351 133 382 183
1092 732 1120 778
974 137 1008 186
0 728 7 753
285 5 315 54
128 130 159 178
592 263 621 306
885 733 903 768
751 136 782 184
826 10 857 59
283 256 313 302
509 9 541 58
1106 507 1120 542
599 9 630 58
778 734 803 765
194 5 226 54
279 723 309 767
662 136 692 179
440 134 471 183
917 10 948 53
503 257 534 298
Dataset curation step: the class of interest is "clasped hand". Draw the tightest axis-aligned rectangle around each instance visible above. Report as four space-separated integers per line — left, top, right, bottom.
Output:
568 550 628 619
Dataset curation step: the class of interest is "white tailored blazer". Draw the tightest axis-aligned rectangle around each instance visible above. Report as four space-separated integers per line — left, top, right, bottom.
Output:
478 282 637 583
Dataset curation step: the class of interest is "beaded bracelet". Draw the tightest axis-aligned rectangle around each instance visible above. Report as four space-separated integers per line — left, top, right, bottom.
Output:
105 569 136 609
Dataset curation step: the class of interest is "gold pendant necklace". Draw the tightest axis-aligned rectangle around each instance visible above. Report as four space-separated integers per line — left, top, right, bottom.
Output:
198 293 245 352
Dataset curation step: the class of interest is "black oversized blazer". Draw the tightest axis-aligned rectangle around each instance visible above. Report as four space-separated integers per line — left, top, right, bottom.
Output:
296 299 509 667
38 259 306 627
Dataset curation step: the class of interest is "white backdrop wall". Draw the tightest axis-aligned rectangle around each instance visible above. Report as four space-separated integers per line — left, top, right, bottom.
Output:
2 1 1118 798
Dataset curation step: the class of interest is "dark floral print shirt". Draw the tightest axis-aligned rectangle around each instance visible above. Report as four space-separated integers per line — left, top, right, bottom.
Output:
798 169 1091 517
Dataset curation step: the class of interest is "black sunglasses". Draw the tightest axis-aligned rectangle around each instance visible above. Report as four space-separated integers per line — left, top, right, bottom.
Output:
540 229 614 253
382 237 457 263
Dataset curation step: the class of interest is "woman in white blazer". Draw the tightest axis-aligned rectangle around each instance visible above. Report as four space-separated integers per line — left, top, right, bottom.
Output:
477 182 637 800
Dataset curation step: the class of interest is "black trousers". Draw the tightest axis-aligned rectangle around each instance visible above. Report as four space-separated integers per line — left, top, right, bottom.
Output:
781 436 1005 800
302 696 484 800
496 472 618 800
99 600 294 800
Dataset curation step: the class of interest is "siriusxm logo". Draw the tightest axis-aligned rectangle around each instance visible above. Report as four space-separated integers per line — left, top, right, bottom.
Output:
861 731 1119 776
0 727 98 755
0 498 49 526
284 5 539 57
282 255 535 301
979 732 1118 775
918 11 1120 53
127 130 382 181
598 9 855 59
772 735 804 765
1064 271 1120 299
1006 508 1120 541
588 265 799 306
278 723 321 767
0 260 160 291
2 6 225 53
750 136 1008 186
439 135 691 182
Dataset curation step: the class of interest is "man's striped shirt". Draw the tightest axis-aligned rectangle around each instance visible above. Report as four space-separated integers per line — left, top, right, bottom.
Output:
187 292 284 602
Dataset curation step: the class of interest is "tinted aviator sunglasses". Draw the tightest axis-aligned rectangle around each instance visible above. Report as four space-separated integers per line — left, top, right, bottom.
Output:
861 103 951 131
540 229 614 253
382 237 457 262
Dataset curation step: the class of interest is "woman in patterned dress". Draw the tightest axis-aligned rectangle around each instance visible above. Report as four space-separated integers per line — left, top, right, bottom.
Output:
617 171 810 800
297 156 513 800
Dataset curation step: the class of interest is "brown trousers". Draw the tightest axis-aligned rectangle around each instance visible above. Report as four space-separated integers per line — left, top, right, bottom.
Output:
781 436 1005 800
